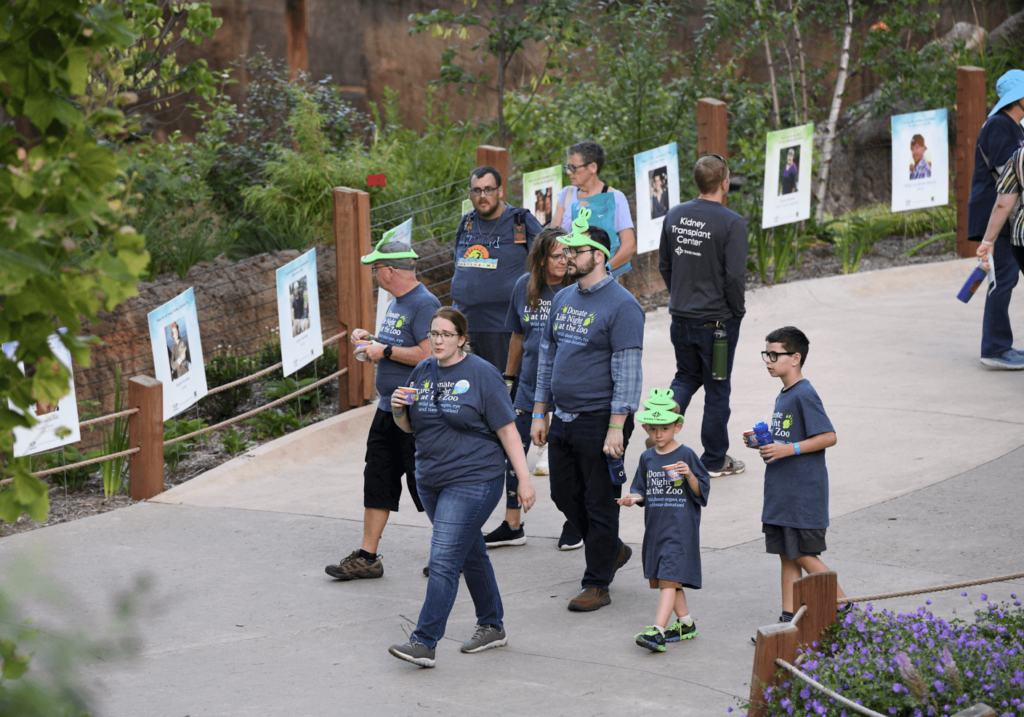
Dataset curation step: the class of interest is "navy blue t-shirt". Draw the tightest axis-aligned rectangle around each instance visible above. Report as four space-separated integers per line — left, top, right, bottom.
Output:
967 111 1024 239
629 444 710 589
543 280 645 414
451 205 542 333
504 274 561 412
373 283 440 411
761 379 835 530
406 354 517 490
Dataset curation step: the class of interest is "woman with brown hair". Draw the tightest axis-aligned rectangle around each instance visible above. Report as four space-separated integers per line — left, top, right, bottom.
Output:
387 307 535 668
478 227 583 551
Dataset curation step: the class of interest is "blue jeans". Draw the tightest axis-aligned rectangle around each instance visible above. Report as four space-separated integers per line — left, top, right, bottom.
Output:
669 315 741 470
412 476 504 649
981 231 1022 357
503 411 532 510
548 411 634 590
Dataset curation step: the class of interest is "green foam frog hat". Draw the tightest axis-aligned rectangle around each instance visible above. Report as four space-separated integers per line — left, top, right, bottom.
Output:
556 206 611 258
636 388 683 425
360 226 419 264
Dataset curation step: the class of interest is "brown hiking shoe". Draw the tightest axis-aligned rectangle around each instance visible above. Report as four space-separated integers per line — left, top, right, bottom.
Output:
325 550 383 580
708 455 745 478
568 587 611 612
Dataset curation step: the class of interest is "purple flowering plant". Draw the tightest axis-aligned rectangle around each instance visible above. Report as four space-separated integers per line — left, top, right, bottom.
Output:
741 594 1024 716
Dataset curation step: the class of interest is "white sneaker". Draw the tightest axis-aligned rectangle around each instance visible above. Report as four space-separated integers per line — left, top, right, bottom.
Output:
533 443 549 476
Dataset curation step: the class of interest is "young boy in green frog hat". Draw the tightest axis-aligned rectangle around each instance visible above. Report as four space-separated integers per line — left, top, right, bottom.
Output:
619 388 711 653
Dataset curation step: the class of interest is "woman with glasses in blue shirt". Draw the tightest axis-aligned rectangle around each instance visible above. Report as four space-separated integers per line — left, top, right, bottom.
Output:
386 307 535 668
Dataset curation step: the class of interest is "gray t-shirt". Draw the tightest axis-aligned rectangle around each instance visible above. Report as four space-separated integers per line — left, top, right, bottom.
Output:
657 197 747 322
406 354 516 490
629 443 710 589
374 283 440 411
761 379 835 529
504 274 560 412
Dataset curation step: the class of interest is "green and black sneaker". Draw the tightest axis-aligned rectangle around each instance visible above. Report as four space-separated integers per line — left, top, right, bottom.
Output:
634 626 667 653
664 618 698 642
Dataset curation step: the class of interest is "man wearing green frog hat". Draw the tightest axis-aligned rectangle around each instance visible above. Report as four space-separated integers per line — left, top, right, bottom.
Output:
324 234 439 582
531 208 646 612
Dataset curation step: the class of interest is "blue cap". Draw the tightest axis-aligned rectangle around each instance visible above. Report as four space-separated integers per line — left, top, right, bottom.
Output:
988 69 1024 117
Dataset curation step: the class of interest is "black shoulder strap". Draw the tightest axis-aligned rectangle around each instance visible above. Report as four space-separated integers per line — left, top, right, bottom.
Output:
429 358 502 445
600 183 610 193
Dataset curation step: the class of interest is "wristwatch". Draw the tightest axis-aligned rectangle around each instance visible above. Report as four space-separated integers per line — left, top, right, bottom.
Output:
383 345 393 360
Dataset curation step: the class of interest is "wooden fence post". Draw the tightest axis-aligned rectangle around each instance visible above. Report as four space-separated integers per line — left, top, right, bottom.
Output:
333 187 374 410
128 376 163 500
476 145 509 192
956 66 986 258
286 0 307 80
697 98 728 160
748 622 798 717
793 571 838 649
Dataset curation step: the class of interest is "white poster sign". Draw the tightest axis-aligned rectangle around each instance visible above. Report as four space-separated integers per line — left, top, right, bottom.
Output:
762 123 814 229
891 109 949 212
277 248 323 377
462 198 473 216
148 287 208 421
633 142 680 254
374 219 413 336
4 331 81 457
522 165 562 228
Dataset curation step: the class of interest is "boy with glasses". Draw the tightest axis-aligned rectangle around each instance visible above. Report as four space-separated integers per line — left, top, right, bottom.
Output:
451 166 543 373
747 326 846 627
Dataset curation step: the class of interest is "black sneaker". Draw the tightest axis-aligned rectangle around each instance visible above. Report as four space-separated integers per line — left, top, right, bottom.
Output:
635 626 666 653
557 521 583 551
609 543 632 583
325 550 383 580
664 618 697 642
483 521 526 547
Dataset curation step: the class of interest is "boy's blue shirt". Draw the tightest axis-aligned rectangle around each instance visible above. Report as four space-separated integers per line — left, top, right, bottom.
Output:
630 442 710 589
761 378 834 530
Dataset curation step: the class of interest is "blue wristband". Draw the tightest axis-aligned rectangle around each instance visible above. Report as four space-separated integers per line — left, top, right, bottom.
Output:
794 442 801 456
532 413 545 419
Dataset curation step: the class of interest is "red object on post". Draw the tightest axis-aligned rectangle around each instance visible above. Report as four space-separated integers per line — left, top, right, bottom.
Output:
366 173 386 188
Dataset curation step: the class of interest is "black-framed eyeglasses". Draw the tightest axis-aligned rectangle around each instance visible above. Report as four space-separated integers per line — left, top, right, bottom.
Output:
562 246 596 258
468 187 499 198
564 162 591 174
371 264 392 278
761 350 796 362
547 251 568 261
703 153 728 168
428 331 459 341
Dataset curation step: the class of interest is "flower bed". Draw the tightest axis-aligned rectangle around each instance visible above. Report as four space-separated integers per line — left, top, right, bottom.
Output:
743 592 1024 716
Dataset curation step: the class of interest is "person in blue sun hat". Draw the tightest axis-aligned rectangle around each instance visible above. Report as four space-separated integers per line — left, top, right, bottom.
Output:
968 69 1024 369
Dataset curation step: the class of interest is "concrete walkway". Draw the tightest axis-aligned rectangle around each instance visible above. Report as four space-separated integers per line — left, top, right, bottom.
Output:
2 259 1023 716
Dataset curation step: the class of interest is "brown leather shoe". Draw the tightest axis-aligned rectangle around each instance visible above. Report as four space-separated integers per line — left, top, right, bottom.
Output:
609 543 632 584
568 587 611 612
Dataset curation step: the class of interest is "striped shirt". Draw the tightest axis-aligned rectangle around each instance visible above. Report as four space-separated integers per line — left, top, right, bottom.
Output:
995 147 1024 247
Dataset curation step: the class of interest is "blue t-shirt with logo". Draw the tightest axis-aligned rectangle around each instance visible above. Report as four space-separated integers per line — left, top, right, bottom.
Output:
451 205 542 333
406 354 517 490
629 443 710 589
543 280 645 415
504 274 561 412
374 283 440 411
761 379 835 530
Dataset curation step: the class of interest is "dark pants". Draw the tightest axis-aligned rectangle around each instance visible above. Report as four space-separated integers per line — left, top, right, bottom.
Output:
669 315 741 471
502 410 532 510
471 331 512 373
363 409 422 512
548 411 634 590
980 230 1023 357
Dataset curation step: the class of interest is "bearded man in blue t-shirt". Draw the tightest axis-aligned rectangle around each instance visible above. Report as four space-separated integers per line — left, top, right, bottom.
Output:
531 217 646 613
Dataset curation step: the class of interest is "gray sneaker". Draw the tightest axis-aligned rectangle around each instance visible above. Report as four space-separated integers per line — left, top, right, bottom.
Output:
708 455 745 477
980 349 1024 369
460 624 508 653
388 640 436 667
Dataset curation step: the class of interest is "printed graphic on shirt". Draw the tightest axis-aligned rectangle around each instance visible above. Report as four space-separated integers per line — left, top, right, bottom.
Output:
414 379 468 414
378 310 410 343
457 244 497 270
641 466 690 508
553 304 599 346
669 217 711 258
522 297 551 324
771 411 795 439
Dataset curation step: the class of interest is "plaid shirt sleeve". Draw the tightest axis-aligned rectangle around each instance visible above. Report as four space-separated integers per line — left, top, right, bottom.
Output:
610 347 643 415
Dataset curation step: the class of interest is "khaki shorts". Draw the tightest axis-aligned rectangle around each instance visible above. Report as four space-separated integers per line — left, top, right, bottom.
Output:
649 579 683 589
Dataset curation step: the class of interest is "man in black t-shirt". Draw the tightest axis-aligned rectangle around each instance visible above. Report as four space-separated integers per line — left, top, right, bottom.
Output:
967 69 1024 370
658 155 748 478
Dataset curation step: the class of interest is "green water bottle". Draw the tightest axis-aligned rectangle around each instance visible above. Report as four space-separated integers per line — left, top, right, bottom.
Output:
712 323 728 381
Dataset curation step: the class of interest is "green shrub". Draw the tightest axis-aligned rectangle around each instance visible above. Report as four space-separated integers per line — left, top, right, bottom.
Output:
198 351 259 422
219 428 253 456
34 447 96 492
244 409 300 440
265 377 319 412
163 418 210 472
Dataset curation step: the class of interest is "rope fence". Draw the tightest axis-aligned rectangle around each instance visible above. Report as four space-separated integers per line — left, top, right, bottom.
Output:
78 407 139 429
204 331 346 397
774 658 886 717
839 571 1024 605
163 368 346 447
30 447 140 479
